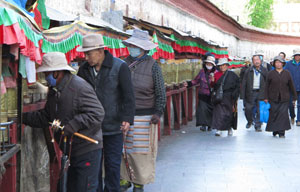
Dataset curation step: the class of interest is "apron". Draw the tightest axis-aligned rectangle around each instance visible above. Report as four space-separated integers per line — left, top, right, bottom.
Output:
120 115 158 185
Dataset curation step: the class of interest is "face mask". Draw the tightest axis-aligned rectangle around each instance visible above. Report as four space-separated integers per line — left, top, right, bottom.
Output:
128 47 142 58
206 65 213 70
45 73 56 87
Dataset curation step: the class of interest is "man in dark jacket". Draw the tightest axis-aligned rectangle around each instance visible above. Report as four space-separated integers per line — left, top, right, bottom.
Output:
241 54 268 131
77 34 135 192
23 52 105 192
285 49 300 126
255 50 272 71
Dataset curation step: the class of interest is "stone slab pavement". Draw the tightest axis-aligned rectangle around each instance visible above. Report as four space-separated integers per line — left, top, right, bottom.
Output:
139 100 300 192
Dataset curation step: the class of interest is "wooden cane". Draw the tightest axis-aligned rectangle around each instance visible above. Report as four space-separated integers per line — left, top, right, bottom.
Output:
50 120 98 144
73 132 98 144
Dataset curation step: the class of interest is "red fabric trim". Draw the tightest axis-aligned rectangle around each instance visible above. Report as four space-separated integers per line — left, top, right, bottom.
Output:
0 23 43 64
65 45 85 63
228 64 245 69
0 23 26 48
172 43 228 59
151 47 175 60
104 47 129 58
33 7 43 30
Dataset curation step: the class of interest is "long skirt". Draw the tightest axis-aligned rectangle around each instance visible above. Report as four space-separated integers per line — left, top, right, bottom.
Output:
196 94 213 127
120 115 158 185
266 101 291 132
211 95 237 130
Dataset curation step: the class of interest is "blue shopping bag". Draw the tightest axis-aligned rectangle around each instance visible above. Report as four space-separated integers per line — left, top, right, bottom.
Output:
259 101 270 123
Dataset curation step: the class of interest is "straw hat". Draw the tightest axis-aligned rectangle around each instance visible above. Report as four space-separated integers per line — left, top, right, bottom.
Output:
293 48 300 56
217 58 230 66
76 34 106 52
37 52 75 73
204 56 216 66
122 29 157 51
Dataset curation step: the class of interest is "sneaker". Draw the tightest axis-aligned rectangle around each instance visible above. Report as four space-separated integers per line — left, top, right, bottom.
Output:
255 126 262 132
291 118 295 125
297 122 300 126
272 131 278 137
215 130 222 136
133 184 144 192
228 128 233 136
246 122 252 129
279 134 285 138
120 180 132 192
200 126 206 131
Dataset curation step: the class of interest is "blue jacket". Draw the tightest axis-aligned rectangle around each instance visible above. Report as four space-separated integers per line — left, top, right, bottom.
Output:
285 59 300 91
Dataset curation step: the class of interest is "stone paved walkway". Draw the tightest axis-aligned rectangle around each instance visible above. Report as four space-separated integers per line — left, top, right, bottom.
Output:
141 100 300 192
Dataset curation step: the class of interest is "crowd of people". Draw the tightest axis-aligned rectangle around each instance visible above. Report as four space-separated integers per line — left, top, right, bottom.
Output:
19 26 300 192
22 29 165 192
191 49 300 138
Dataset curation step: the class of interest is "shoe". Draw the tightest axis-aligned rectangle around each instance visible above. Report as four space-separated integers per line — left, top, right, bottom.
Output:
272 131 278 137
207 126 212 131
228 128 233 136
215 130 221 136
120 180 132 192
133 184 144 192
200 126 206 131
255 126 262 132
279 134 285 138
246 122 252 129
297 122 300 126
291 118 295 125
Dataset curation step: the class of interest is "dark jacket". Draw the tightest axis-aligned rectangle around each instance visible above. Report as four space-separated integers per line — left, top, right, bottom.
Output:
23 73 105 157
214 70 240 101
264 70 297 102
240 66 268 102
77 50 135 135
285 60 300 91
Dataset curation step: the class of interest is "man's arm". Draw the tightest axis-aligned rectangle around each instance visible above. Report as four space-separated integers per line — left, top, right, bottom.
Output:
67 84 105 133
23 102 51 128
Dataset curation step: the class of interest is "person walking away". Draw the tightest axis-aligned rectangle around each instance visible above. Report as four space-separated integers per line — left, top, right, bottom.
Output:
264 56 297 138
76 34 135 192
188 56 217 131
240 54 268 131
285 49 300 126
22 52 105 192
211 58 240 136
119 29 166 192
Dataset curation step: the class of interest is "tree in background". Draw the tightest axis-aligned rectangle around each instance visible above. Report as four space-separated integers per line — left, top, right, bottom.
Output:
246 0 274 29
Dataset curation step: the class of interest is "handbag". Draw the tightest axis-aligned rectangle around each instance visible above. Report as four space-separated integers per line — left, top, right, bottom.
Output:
211 71 228 105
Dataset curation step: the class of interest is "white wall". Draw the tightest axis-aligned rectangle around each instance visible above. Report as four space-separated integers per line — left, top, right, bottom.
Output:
45 0 299 60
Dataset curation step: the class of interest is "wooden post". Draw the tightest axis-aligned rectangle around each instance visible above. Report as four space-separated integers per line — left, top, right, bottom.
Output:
181 85 188 125
164 86 172 135
0 44 2 124
187 87 193 121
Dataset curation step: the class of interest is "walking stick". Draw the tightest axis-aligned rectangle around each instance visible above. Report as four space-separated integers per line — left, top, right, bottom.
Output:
50 119 99 144
123 133 135 181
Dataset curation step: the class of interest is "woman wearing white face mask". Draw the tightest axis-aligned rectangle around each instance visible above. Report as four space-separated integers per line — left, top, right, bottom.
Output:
188 55 217 131
120 29 166 192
